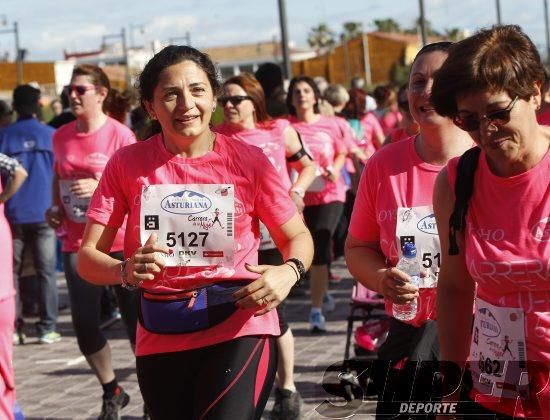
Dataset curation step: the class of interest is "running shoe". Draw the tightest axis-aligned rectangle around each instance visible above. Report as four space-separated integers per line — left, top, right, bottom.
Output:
100 308 122 330
322 292 336 313
98 388 130 420
38 331 61 344
13 332 26 345
271 387 303 420
309 312 326 333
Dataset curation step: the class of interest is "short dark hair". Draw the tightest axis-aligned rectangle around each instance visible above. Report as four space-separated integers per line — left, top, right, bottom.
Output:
255 62 283 98
138 45 221 106
13 84 40 116
412 41 453 66
286 75 321 116
431 25 544 118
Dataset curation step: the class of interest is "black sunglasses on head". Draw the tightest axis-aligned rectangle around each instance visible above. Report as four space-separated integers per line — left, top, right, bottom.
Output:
218 95 252 107
453 96 519 132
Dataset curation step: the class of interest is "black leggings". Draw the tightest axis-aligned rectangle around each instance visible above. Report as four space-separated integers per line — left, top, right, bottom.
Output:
303 202 344 265
137 335 277 420
63 252 139 355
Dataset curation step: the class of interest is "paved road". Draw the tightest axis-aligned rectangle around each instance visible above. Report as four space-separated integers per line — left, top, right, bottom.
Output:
13 259 376 419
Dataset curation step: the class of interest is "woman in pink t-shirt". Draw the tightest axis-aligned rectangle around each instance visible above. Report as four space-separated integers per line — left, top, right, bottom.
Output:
286 76 348 332
384 84 419 146
345 42 473 415
214 73 315 416
77 46 313 420
432 26 550 419
0 155 27 420
45 64 137 419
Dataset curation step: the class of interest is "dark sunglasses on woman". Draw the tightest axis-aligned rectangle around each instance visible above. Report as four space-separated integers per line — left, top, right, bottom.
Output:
218 95 252 107
453 96 519 132
63 84 96 96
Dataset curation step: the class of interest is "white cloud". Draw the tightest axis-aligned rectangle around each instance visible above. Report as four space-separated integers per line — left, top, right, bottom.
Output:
29 24 109 55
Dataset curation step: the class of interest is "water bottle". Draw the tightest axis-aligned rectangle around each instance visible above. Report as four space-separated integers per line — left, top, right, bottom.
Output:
392 243 421 321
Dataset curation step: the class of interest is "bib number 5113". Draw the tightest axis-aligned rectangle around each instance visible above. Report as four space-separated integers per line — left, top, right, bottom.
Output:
166 231 209 247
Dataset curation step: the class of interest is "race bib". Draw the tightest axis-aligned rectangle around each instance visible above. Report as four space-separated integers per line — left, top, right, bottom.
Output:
59 180 90 223
469 297 528 399
396 206 440 288
140 184 235 267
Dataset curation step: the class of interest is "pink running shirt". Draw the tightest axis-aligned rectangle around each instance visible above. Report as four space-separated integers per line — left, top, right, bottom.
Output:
214 119 292 191
447 149 550 419
52 117 136 252
87 133 297 356
379 109 403 136
360 112 384 150
348 137 441 326
289 115 348 206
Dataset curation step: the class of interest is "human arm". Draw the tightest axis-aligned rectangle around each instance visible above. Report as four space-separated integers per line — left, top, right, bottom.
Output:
283 126 316 211
325 152 346 182
70 177 99 198
0 154 27 203
77 222 170 286
45 172 65 228
345 235 419 303
433 168 476 367
233 212 313 315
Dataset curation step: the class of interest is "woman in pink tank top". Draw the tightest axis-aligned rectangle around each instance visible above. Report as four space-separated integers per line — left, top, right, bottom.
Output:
432 25 550 419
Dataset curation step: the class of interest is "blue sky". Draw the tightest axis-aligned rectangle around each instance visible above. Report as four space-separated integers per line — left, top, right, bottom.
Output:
1 0 548 61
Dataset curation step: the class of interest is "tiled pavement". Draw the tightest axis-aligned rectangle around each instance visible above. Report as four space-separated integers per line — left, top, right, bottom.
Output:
13 259 376 419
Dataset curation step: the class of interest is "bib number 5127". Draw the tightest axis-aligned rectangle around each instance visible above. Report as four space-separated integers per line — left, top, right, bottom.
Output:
166 231 209 247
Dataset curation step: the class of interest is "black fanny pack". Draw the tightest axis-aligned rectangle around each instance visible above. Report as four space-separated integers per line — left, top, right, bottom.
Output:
138 281 249 335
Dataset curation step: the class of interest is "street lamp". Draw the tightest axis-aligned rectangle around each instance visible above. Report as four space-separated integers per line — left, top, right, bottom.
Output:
129 23 146 49
0 17 23 84
102 28 130 89
277 0 292 79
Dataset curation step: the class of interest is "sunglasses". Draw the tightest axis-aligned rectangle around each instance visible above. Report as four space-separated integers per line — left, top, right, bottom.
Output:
218 95 252 107
453 96 519 132
63 84 96 96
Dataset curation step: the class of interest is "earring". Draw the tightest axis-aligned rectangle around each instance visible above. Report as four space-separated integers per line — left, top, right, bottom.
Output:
212 106 216 112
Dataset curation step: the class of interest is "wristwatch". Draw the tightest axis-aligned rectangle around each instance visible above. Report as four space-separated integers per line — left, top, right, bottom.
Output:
285 258 306 285
290 187 305 198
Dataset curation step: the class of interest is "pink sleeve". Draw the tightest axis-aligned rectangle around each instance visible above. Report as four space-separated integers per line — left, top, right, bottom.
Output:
332 120 348 155
338 118 357 151
348 157 380 242
370 114 384 140
87 151 129 228
253 148 297 231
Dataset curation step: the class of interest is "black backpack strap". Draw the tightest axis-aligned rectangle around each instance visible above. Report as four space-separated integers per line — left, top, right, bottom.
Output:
287 131 313 162
448 147 481 255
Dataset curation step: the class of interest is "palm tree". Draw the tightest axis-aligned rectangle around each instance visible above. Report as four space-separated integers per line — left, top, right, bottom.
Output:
373 18 401 33
444 27 464 41
307 23 336 51
342 21 363 40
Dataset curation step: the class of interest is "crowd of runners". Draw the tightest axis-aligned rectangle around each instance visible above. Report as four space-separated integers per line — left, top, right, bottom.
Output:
0 23 548 420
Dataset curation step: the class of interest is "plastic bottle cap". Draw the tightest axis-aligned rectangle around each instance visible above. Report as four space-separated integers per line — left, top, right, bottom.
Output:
402 242 417 258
